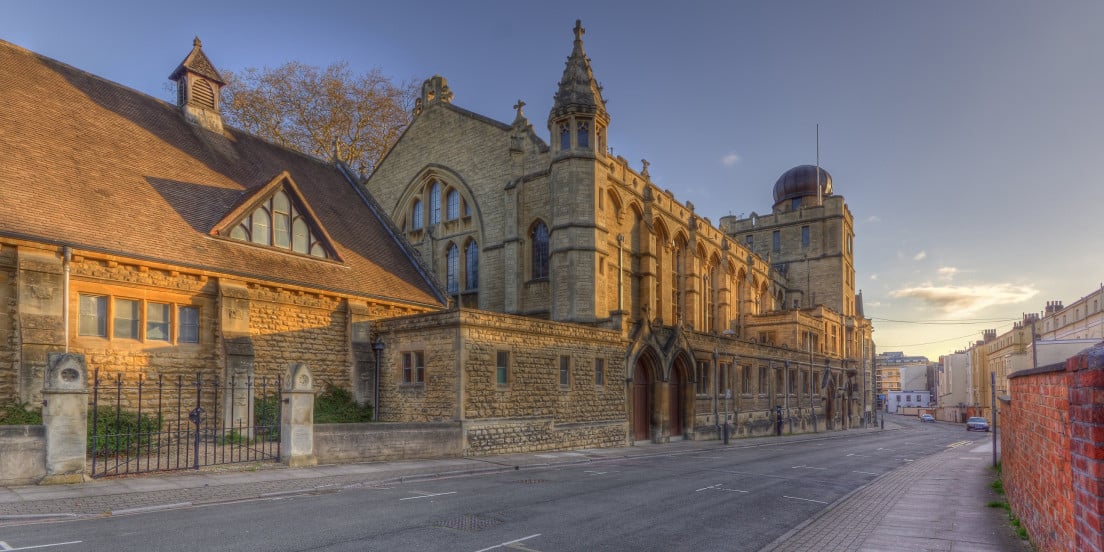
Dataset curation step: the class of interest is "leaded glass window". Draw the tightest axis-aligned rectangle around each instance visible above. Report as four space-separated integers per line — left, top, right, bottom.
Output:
465 241 479 290
446 244 459 294
531 222 549 280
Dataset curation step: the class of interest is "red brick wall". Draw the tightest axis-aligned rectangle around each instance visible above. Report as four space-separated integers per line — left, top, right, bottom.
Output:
1003 344 1104 552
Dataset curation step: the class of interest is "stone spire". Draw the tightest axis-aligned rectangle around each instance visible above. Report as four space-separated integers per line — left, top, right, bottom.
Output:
169 37 226 87
549 20 607 123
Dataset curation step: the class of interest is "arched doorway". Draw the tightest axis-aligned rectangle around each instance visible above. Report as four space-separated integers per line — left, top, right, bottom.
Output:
632 358 655 441
669 361 687 438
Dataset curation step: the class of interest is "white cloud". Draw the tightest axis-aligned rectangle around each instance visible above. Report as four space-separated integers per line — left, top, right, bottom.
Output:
721 152 742 167
870 274 879 280
938 267 958 280
866 215 881 224
890 283 1038 314
913 251 927 261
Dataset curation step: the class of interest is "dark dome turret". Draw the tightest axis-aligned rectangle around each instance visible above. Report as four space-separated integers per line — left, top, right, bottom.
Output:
773 165 832 208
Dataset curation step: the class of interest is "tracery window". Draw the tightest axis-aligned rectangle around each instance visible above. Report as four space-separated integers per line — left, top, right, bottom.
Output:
559 123 570 151
229 190 329 258
577 121 589 148
531 221 550 280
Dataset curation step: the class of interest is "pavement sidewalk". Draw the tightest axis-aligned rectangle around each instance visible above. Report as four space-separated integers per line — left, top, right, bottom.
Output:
0 422 1029 551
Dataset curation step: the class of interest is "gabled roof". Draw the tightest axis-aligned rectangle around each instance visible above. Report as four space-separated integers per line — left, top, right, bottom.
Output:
169 37 225 84
0 39 446 308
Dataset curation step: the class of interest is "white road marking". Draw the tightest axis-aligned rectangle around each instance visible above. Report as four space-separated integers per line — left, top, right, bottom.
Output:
584 470 607 476
0 543 82 551
947 440 970 448
876 447 894 451
853 471 878 475
474 534 542 552
846 453 871 458
782 495 828 504
790 465 827 470
400 491 457 501
695 483 749 493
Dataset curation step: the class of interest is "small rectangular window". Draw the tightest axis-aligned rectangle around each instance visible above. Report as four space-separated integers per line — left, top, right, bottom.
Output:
496 351 510 386
560 356 571 387
772 230 781 252
696 360 710 395
146 302 170 341
759 366 768 394
801 226 810 248
402 351 425 385
178 306 199 343
78 294 107 337
113 298 140 339
745 235 753 248
595 358 605 386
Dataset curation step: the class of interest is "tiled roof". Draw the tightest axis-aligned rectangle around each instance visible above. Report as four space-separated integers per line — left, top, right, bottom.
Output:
0 39 445 308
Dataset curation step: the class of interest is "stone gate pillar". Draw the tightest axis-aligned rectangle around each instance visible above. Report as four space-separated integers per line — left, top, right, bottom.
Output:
41 352 88 484
281 363 317 468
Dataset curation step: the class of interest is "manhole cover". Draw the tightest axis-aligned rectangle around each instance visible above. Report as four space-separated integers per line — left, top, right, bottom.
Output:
434 514 504 531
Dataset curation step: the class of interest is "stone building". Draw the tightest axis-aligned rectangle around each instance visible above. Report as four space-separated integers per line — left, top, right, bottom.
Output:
366 20 875 445
3 23 876 459
0 38 447 421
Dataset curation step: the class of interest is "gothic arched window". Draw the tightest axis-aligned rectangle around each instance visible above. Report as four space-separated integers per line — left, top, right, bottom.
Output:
446 189 460 220
465 240 479 290
411 199 423 229
531 221 550 280
429 181 441 225
446 243 459 294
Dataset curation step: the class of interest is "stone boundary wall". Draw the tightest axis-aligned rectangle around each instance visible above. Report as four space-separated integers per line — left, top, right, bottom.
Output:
0 425 46 485
463 418 625 456
1003 344 1104 552
313 422 462 463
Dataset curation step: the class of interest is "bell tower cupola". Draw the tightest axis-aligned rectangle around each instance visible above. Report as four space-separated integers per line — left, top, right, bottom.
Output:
549 20 609 158
169 37 226 133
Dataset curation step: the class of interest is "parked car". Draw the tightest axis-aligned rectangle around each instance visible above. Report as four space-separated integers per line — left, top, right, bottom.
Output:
966 416 990 432
919 414 935 423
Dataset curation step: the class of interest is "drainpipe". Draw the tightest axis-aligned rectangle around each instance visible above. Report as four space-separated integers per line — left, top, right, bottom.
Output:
63 246 72 353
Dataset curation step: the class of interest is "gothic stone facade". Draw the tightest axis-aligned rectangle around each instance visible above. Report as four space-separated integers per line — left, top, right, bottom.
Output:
366 21 875 445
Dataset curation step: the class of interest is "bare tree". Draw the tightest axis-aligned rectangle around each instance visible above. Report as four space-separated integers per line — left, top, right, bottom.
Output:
222 61 416 176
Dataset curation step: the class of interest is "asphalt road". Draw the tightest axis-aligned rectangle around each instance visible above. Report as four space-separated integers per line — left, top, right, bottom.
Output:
1 418 991 552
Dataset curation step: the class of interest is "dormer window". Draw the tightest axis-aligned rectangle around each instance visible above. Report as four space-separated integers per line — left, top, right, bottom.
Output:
223 187 332 259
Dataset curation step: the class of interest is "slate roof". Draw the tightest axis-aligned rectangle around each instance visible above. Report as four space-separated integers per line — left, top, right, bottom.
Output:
0 39 445 308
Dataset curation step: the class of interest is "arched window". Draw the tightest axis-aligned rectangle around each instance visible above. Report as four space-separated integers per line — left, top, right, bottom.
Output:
559 123 570 151
577 121 589 148
702 273 711 332
446 189 460 220
411 199 423 230
429 181 441 225
446 244 459 294
531 222 550 280
465 241 479 290
228 189 329 259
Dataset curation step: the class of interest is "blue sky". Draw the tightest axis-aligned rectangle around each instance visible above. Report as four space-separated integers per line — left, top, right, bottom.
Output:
5 0 1102 360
